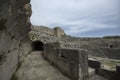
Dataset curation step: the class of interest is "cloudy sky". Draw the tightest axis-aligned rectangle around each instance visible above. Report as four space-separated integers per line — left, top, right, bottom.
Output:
30 0 120 37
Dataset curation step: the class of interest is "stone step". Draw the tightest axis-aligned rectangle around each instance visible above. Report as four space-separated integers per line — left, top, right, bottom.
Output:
88 67 96 78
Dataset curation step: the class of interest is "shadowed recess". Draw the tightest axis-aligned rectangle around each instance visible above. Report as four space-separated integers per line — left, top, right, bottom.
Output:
32 41 44 51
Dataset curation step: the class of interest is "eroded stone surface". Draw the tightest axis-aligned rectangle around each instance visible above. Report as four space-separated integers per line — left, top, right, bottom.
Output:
0 0 32 80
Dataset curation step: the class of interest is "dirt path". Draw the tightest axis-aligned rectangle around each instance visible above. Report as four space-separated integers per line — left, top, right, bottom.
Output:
15 51 70 80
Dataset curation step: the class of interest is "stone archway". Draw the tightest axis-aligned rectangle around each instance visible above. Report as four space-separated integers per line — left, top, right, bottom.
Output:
32 41 44 51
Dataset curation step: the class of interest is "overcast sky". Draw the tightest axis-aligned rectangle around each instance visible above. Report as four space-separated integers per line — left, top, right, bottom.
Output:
30 0 120 37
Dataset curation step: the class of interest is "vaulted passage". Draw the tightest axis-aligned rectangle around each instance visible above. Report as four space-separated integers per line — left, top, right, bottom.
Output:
32 41 43 51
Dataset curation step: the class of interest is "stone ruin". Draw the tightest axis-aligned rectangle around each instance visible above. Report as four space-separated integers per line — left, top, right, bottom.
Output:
30 25 120 80
0 0 120 80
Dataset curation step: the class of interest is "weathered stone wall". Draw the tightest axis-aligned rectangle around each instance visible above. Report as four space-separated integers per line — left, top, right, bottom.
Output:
44 42 88 80
31 25 66 37
0 0 32 80
54 27 65 37
31 25 54 36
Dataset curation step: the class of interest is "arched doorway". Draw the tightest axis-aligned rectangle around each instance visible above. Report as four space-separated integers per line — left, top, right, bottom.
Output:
32 41 44 51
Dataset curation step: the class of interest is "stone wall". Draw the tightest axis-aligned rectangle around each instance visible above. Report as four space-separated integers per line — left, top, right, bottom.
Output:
54 27 65 37
0 0 32 80
31 25 54 36
44 42 88 80
31 25 66 37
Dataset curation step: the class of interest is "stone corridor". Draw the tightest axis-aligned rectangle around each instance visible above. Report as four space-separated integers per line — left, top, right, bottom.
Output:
15 51 70 80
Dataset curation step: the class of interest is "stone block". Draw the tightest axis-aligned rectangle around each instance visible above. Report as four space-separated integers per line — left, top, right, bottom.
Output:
116 64 120 73
44 42 89 80
88 60 101 73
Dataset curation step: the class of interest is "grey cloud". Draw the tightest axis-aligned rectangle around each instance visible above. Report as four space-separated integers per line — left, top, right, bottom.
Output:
30 0 120 37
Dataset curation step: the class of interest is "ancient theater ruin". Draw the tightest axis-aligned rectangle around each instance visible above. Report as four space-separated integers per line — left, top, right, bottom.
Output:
0 0 120 80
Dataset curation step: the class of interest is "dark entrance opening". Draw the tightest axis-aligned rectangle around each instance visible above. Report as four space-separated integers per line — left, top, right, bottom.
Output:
32 41 43 51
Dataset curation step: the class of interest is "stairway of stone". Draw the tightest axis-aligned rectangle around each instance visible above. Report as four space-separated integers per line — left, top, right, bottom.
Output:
14 51 70 80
